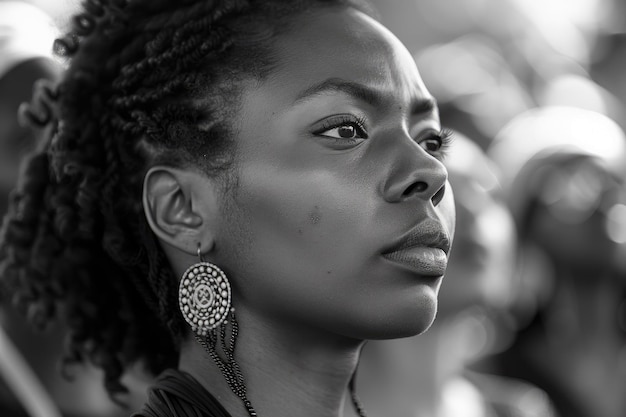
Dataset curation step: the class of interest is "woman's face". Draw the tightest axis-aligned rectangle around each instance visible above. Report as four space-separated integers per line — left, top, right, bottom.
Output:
214 7 455 340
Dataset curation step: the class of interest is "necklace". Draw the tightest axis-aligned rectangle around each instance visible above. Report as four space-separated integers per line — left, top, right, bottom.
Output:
222 370 368 417
349 372 368 417
200 310 368 417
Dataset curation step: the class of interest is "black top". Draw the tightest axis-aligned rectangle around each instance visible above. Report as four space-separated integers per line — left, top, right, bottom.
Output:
133 369 232 417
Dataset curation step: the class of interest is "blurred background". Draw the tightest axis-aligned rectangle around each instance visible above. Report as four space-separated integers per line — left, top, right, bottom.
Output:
365 1 626 416
1 0 625 416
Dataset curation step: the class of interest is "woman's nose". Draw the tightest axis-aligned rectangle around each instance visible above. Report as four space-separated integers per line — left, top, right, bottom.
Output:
382 140 448 206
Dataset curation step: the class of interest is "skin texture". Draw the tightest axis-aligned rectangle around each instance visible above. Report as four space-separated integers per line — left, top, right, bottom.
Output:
218 9 453 341
145 6 455 417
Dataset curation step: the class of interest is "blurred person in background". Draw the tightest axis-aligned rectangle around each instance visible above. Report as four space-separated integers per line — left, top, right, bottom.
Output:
367 0 626 150
591 32 626 130
483 106 626 417
348 133 555 417
415 35 534 150
0 3 63 416
0 2 142 417
0 0 60 211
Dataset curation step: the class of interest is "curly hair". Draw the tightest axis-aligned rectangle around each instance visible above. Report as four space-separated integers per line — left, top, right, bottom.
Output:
0 0 369 400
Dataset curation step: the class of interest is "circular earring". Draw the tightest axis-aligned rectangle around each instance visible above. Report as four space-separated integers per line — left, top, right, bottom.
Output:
178 245 257 417
178 245 232 336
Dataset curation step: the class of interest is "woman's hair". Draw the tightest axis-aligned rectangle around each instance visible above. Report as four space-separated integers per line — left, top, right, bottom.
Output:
0 0 368 399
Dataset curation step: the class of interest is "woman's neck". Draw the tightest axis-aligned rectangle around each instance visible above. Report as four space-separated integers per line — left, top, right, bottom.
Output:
349 315 478 417
179 305 363 417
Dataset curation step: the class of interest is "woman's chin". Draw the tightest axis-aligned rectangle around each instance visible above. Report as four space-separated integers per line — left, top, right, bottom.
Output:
385 306 438 339
344 298 439 341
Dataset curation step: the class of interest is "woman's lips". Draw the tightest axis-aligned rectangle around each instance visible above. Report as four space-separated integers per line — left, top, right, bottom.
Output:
381 220 451 276
382 247 448 276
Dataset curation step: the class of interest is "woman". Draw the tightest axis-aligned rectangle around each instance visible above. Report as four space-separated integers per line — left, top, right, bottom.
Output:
0 1 455 416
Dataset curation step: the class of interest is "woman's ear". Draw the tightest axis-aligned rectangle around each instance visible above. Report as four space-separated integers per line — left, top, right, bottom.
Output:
143 166 221 256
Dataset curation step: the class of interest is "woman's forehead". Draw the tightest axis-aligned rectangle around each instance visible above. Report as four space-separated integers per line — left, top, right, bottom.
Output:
262 7 429 107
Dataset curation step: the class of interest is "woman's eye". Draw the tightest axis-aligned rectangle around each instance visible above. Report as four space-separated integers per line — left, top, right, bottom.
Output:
319 122 367 140
317 122 367 140
418 129 454 159
313 115 369 144
420 137 442 152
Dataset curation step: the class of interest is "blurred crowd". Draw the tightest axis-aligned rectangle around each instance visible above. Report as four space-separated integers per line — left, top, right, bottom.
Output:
1 0 625 416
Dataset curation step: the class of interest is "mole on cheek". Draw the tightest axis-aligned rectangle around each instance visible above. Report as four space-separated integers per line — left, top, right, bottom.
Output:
309 205 321 225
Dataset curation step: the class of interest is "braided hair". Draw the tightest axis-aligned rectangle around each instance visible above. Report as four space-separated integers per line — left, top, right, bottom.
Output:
0 0 368 400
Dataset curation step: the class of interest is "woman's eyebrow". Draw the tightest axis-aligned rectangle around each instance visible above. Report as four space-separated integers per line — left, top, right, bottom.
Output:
411 96 437 115
294 77 379 106
293 77 437 115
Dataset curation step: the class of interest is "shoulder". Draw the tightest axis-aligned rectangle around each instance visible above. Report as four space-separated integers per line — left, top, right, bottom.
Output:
132 369 232 417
